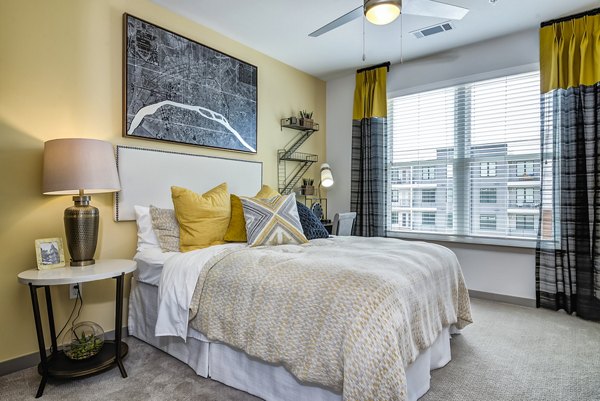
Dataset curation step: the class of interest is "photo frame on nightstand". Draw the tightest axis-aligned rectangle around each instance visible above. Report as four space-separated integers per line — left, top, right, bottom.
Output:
35 238 66 270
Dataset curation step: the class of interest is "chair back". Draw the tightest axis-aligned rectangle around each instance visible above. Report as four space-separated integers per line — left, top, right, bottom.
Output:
332 212 356 236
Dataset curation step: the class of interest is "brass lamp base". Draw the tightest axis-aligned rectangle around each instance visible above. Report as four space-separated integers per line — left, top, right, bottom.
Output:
64 195 98 267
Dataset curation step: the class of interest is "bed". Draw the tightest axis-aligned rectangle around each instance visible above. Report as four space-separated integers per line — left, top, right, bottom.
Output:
117 146 472 401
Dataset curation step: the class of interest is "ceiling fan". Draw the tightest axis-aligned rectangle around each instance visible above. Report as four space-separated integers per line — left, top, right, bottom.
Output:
309 0 469 37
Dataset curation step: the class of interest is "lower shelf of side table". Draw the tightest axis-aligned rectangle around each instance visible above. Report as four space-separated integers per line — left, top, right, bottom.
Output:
38 341 128 379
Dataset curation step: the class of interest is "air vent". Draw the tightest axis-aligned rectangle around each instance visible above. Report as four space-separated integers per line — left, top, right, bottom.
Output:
411 21 454 39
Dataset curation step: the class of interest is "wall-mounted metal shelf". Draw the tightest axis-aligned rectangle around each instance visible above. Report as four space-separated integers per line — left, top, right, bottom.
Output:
278 118 319 195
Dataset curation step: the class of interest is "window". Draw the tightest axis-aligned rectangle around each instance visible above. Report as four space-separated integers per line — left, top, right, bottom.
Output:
422 189 436 203
391 190 399 202
399 190 410 207
391 211 399 225
480 162 496 177
391 169 400 183
516 215 535 230
387 71 542 243
480 188 497 204
421 166 435 180
516 187 535 204
422 212 436 226
400 212 411 228
480 215 497 231
516 160 535 177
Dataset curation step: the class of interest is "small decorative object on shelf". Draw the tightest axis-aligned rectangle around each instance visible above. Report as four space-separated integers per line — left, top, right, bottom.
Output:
299 110 314 129
301 178 315 195
64 321 105 360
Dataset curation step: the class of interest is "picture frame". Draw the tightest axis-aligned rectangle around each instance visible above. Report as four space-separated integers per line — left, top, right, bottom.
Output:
123 14 258 153
35 238 66 270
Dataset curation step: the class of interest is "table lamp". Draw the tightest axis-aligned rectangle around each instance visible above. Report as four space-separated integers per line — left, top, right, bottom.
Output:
42 138 121 267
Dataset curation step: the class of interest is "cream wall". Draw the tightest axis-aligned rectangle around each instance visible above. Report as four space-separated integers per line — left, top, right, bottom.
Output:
0 0 326 363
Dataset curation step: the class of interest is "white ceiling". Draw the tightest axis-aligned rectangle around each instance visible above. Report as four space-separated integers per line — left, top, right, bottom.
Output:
152 0 600 80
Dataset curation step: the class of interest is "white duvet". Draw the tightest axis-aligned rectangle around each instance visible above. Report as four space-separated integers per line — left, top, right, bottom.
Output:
155 243 246 339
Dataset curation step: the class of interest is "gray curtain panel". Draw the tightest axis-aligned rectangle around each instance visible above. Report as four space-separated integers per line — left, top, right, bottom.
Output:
536 85 600 321
350 118 387 237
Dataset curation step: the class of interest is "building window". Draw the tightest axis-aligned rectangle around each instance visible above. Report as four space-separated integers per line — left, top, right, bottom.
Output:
480 162 497 177
516 160 535 177
421 166 435 180
399 190 410 206
516 187 535 204
391 190 399 202
516 215 535 230
391 169 400 183
422 189 436 203
387 71 543 243
480 215 497 231
422 212 436 226
400 212 411 228
391 211 399 225
480 188 497 204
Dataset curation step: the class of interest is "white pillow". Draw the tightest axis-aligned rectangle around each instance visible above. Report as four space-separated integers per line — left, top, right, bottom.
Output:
134 205 160 251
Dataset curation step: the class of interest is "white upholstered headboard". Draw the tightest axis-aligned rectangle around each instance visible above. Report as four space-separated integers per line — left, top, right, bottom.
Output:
114 146 263 221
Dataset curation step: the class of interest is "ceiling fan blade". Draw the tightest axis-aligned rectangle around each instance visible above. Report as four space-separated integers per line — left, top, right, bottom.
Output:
309 5 363 37
402 0 469 20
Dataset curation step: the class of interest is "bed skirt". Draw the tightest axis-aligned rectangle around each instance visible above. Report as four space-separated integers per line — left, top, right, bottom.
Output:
128 278 454 401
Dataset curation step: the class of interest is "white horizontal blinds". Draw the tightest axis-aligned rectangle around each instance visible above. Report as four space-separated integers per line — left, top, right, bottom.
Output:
388 71 543 242
468 72 541 239
388 87 455 234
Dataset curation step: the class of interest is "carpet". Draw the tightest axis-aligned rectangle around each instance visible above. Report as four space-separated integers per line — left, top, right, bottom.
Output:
0 298 598 400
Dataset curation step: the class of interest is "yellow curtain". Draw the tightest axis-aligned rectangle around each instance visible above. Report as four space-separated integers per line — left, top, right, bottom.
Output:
352 66 387 120
540 12 600 93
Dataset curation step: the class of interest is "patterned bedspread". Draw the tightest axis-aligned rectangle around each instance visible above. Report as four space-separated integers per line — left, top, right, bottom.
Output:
188 236 472 401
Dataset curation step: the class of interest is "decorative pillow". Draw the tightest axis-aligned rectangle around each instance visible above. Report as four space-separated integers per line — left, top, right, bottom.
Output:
134 205 160 251
296 202 329 240
255 184 280 199
149 206 180 252
240 193 308 247
224 185 281 243
172 183 231 252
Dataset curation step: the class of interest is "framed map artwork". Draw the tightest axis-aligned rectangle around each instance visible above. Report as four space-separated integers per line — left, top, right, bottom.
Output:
123 14 257 153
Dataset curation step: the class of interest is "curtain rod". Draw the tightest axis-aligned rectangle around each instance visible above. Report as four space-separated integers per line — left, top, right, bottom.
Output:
356 61 391 74
541 7 600 27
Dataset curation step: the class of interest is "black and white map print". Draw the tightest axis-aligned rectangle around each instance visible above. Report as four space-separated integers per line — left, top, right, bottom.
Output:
125 15 257 153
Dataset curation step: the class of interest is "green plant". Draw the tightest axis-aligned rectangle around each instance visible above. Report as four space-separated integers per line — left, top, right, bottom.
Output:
299 110 313 120
66 330 104 360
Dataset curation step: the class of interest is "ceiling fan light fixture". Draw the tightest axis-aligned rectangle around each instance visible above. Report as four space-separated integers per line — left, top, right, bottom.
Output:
364 0 401 26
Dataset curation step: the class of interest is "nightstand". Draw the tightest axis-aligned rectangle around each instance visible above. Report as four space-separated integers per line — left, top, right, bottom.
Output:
17 259 137 398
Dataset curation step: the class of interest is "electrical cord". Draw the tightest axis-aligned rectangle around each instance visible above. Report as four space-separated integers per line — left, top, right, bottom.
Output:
53 285 84 353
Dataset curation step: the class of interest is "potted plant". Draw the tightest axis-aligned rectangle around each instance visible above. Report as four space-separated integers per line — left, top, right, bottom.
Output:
301 178 314 195
299 110 314 129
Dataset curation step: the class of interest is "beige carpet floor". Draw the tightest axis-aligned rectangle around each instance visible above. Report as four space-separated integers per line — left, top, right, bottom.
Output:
1 298 599 401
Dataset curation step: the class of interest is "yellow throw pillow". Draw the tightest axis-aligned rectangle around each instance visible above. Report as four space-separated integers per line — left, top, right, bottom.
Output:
256 184 280 199
172 183 231 252
224 185 280 242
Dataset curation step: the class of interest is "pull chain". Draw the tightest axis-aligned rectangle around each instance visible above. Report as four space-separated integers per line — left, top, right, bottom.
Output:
362 15 366 62
400 14 404 64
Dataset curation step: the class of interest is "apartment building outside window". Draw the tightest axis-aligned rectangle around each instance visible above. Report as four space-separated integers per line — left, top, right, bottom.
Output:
387 71 543 244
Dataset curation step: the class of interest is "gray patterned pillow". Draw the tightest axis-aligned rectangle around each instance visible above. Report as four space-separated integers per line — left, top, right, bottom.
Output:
149 205 180 252
240 194 308 247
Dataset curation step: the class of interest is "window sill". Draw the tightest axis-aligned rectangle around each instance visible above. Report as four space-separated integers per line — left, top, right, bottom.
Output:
386 231 538 249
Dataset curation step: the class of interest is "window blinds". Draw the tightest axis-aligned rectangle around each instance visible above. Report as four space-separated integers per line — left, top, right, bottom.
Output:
388 71 542 243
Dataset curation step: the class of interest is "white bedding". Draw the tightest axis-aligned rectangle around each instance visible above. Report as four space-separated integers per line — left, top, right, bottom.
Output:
155 243 246 339
133 248 177 286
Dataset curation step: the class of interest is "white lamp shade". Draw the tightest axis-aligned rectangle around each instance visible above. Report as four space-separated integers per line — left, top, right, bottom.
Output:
320 163 334 188
365 0 401 25
43 138 121 195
